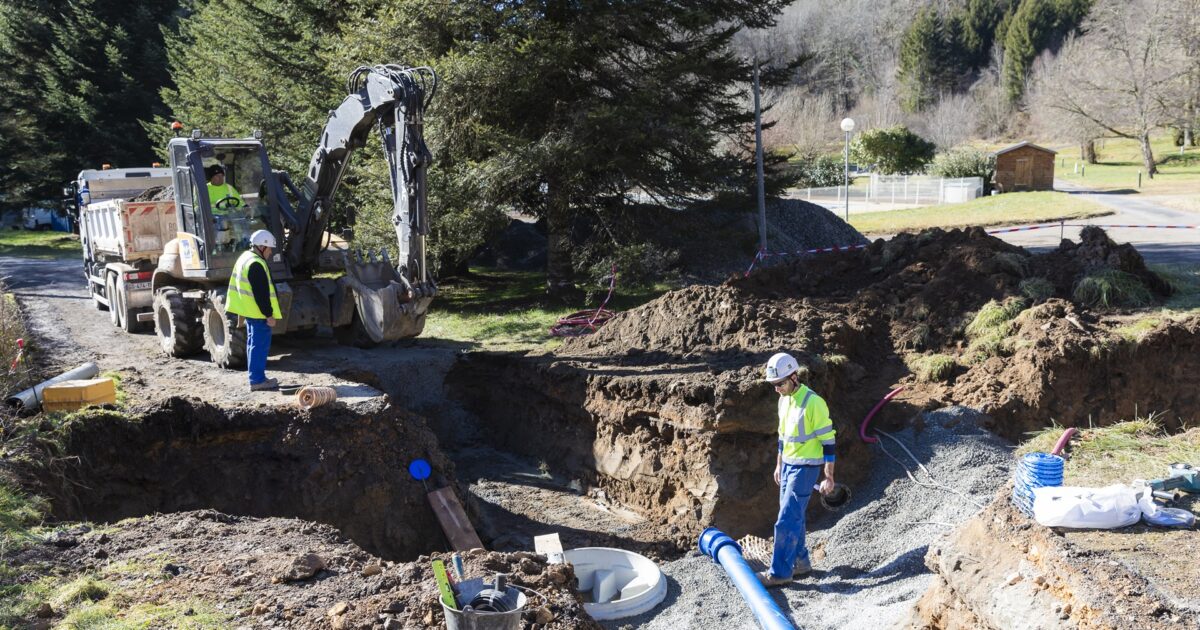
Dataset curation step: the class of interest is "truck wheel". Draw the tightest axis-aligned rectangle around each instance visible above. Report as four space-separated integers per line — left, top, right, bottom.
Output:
202 305 247 369
116 276 148 334
106 274 121 327
334 311 380 349
153 288 203 357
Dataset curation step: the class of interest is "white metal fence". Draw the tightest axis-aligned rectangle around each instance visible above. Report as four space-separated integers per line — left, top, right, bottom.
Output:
793 175 984 208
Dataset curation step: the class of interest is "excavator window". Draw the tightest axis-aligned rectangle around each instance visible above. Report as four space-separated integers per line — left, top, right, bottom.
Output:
201 147 269 255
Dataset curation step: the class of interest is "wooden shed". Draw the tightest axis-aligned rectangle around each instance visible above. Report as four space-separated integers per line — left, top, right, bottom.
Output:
993 141 1056 192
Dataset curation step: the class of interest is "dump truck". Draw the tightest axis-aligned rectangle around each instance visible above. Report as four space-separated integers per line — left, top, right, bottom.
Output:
66 166 175 333
152 63 437 368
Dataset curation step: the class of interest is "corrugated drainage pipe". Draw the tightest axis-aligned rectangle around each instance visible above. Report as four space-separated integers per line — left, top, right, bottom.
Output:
698 528 796 630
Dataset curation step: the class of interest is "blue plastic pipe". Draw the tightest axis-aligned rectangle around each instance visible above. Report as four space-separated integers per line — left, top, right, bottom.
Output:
698 528 797 630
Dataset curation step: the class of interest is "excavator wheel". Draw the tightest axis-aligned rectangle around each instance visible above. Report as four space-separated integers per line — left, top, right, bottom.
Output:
153 288 203 357
334 311 380 349
202 304 247 369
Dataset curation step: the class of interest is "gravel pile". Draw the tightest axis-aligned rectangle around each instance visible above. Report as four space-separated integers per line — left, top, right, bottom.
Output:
764 198 868 255
604 407 1012 630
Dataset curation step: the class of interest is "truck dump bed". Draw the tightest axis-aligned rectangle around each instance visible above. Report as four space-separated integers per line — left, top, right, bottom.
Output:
81 199 177 262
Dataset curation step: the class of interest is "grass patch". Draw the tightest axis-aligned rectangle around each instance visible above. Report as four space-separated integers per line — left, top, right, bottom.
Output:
1150 263 1200 312
964 297 1027 362
849 191 1111 236
0 477 46 556
0 229 79 259
1055 135 1200 194
1073 269 1153 309
425 267 672 350
1018 418 1200 487
1113 318 1162 344
1019 277 1055 302
905 353 957 382
1 285 31 401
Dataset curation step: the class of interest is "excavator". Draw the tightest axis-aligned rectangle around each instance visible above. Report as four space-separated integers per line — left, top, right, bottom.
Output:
151 64 437 367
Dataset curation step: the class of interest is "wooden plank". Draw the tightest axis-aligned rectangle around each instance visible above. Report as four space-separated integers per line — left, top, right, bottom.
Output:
428 487 484 551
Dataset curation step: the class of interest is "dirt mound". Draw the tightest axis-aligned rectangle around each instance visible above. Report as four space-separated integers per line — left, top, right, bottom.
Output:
24 396 458 561
1037 225 1173 298
7 509 598 629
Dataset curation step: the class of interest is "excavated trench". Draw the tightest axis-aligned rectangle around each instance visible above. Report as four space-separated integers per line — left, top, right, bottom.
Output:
35 396 459 561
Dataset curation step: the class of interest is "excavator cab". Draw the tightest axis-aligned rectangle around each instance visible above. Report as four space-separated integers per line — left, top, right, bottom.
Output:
166 137 286 279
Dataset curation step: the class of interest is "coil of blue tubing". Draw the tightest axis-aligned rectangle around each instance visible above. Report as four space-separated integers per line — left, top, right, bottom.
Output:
1012 451 1064 516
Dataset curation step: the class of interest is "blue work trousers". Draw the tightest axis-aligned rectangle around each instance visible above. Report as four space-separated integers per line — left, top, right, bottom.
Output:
246 317 272 385
771 463 822 578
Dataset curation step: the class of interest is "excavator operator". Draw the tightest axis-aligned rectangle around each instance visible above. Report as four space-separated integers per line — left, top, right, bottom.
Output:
206 164 243 214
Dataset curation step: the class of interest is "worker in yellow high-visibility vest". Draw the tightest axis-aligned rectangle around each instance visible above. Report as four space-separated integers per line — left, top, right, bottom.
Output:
226 230 280 391
758 352 837 587
206 164 243 214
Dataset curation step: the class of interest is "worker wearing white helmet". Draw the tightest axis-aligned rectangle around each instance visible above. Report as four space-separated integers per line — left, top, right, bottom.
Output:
226 229 281 391
757 352 837 587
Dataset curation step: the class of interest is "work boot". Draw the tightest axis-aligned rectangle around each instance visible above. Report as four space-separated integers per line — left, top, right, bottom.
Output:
792 559 812 577
249 378 278 392
755 571 792 588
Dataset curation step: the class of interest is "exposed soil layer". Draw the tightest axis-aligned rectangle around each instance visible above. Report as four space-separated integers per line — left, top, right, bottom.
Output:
452 227 1193 545
26 397 459 561
7 509 599 629
952 303 1200 440
913 492 1199 629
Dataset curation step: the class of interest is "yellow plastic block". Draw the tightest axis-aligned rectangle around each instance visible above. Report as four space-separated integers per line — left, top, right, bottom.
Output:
41 378 117 412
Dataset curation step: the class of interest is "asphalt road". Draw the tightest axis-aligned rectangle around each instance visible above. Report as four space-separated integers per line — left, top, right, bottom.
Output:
990 181 1200 265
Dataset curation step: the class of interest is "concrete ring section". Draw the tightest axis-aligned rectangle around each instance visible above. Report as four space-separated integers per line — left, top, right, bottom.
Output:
564 547 668 621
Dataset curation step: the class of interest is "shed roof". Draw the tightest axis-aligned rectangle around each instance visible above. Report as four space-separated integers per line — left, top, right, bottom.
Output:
993 141 1057 157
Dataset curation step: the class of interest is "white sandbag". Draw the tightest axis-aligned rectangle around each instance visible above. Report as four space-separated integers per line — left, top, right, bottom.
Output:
1032 485 1142 529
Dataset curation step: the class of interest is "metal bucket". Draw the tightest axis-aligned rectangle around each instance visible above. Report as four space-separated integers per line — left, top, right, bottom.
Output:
441 578 531 630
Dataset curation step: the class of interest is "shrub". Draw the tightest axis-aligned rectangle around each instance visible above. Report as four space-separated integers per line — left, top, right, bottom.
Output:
928 148 996 191
791 154 845 188
1073 270 1153 309
849 125 936 175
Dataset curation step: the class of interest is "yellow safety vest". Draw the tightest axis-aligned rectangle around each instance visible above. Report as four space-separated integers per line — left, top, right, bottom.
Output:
226 250 280 320
777 385 836 466
207 182 243 213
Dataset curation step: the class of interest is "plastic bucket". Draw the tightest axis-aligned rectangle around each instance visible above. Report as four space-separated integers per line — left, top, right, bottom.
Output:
441 578 531 630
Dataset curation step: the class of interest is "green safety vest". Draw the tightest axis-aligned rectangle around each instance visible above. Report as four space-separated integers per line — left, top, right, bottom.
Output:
777 385 836 466
207 182 243 213
226 250 280 320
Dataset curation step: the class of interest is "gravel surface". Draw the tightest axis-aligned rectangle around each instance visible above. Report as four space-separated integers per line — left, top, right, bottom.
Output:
765 198 869 256
604 406 1013 630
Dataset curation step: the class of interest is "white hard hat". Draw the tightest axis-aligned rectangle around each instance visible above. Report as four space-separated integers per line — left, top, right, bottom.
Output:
250 229 277 249
764 352 800 383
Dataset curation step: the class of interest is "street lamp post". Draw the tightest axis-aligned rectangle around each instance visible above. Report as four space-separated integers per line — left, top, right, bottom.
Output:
841 117 855 221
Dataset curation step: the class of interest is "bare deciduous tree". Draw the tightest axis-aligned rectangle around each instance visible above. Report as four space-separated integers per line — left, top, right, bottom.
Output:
1031 0 1185 177
919 93 980 149
762 89 838 154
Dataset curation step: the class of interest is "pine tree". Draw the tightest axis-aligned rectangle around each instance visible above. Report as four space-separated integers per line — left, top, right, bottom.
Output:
0 0 177 209
1002 0 1092 104
341 0 794 293
898 7 969 113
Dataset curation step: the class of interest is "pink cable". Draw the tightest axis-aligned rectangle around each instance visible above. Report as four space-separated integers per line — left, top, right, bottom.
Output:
1050 427 1078 457
859 386 906 444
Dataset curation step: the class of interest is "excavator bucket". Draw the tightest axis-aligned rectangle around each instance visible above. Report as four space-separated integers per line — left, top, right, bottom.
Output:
338 254 435 343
